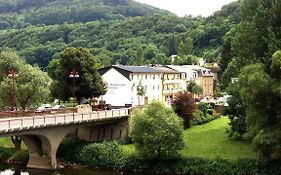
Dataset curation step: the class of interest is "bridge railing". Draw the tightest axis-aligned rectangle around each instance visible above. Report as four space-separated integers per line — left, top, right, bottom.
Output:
0 108 130 134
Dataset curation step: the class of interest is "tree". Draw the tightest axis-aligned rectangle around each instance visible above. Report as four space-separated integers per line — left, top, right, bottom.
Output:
224 82 246 140
187 81 203 96
16 64 51 110
0 49 24 82
136 81 145 106
129 100 184 160
135 47 144 66
177 37 193 56
52 47 107 102
219 38 234 73
167 34 178 56
172 91 196 128
231 0 281 72
0 50 51 151
0 51 51 110
238 52 281 161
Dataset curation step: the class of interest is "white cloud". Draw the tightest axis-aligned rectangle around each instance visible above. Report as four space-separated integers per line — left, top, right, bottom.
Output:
134 0 237 17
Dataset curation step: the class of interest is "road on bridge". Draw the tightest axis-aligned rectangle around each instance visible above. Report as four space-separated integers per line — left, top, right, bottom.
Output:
0 108 129 134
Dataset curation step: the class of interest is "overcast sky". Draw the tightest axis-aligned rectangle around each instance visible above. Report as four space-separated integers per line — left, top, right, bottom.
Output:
134 0 236 17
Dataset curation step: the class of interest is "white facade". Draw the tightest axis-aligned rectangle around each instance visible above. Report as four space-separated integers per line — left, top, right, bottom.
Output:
100 67 163 106
130 73 162 106
101 68 132 106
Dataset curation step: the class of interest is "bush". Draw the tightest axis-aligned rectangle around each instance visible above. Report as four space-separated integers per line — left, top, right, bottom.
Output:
192 110 217 126
129 100 184 160
197 102 210 113
79 141 123 168
206 109 214 115
253 127 281 162
0 147 14 161
172 91 196 128
9 150 29 163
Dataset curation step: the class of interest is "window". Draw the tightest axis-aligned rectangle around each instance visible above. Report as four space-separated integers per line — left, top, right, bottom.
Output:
131 74 133 80
145 74 147 79
153 75 155 79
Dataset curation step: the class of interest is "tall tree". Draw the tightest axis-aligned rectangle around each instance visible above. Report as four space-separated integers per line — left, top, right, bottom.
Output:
52 47 106 103
0 50 51 151
238 51 281 161
177 37 193 56
219 38 234 73
0 50 51 110
135 47 144 66
167 34 178 56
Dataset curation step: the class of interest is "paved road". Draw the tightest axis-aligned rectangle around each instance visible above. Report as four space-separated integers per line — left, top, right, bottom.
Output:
0 108 129 134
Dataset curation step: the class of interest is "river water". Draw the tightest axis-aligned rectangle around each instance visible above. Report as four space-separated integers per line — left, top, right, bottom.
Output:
0 164 146 175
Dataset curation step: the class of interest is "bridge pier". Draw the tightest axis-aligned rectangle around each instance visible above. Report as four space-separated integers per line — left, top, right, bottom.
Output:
21 127 74 170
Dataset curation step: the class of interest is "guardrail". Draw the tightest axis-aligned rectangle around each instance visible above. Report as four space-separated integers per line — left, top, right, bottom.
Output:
0 108 129 134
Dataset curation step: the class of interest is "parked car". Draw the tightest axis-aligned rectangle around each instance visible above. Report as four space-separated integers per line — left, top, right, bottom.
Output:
35 104 52 112
51 105 65 110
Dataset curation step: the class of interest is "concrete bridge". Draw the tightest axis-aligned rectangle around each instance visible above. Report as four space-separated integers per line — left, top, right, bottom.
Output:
0 108 130 170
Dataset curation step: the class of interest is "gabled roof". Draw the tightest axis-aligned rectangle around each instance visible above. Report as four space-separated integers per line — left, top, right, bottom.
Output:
98 65 163 80
151 66 180 74
117 65 162 73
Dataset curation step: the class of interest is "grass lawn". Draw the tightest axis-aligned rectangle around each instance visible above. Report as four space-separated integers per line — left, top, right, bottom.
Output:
181 117 257 160
0 137 27 149
0 137 14 147
122 117 257 160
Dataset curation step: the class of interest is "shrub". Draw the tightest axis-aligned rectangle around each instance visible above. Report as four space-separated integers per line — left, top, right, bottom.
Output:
9 150 29 163
192 110 217 125
253 127 281 162
172 91 196 128
197 102 210 114
0 147 14 160
206 109 214 115
79 141 123 168
129 100 184 160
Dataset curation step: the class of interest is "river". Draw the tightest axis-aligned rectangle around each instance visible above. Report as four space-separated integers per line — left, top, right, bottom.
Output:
0 164 147 175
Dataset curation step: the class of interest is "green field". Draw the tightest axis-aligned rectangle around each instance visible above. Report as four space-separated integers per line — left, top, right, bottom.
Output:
122 117 257 160
181 117 257 160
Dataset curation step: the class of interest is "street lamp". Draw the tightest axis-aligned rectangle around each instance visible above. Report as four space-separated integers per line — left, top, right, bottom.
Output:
8 69 18 111
69 69 79 115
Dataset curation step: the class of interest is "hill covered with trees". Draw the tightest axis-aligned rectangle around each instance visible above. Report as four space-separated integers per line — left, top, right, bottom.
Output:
0 1 240 68
0 0 172 29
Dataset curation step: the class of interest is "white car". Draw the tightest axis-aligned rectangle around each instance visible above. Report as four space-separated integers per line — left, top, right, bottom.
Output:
51 105 65 110
35 104 52 112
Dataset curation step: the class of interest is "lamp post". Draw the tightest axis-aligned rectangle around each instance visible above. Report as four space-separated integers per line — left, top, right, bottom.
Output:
69 69 79 115
8 69 18 111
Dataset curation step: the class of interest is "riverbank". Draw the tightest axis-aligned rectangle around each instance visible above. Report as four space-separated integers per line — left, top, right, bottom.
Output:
55 118 281 174
57 139 281 175
1 118 281 174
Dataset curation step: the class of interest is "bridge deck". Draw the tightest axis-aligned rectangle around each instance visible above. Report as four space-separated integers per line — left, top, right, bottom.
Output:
0 108 129 134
